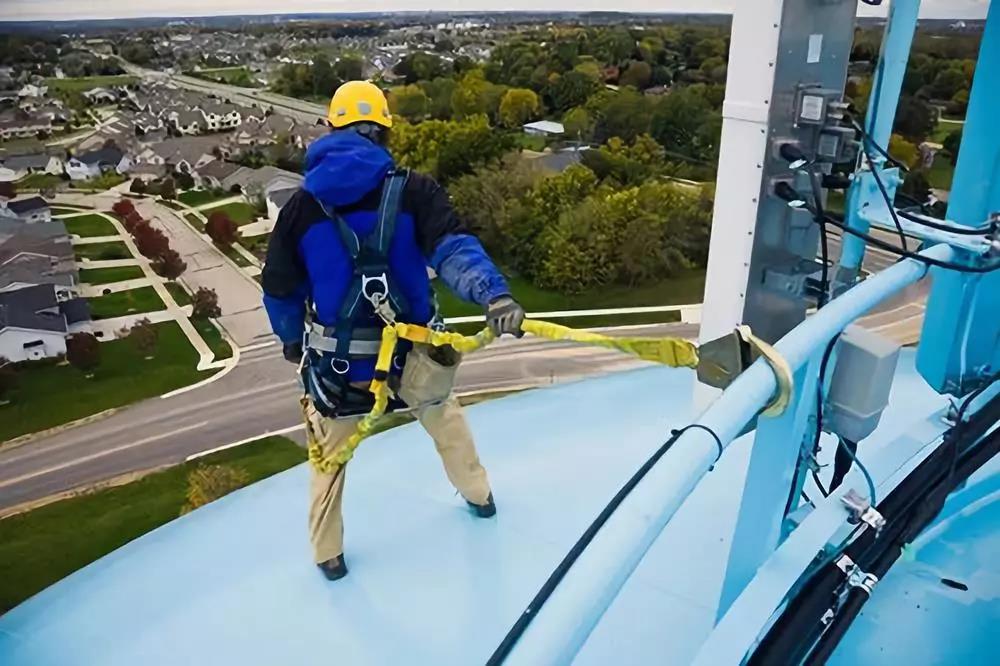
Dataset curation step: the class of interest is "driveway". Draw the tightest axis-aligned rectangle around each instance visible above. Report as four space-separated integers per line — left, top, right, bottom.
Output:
134 199 271 347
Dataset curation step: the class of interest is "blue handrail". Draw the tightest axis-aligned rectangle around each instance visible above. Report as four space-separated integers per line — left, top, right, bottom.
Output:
504 243 956 665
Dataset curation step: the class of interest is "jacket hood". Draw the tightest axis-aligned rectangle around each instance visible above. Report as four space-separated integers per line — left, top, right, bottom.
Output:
303 131 394 207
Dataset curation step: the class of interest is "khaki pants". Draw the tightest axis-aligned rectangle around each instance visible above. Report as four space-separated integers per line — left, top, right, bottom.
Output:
302 344 491 563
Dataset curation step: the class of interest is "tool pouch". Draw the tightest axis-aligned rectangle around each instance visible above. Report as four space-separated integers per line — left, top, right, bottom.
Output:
397 343 461 408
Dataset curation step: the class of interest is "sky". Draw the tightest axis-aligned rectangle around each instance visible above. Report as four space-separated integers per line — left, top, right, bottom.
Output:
0 0 991 22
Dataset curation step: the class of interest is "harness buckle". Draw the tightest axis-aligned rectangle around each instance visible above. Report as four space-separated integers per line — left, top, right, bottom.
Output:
362 273 389 306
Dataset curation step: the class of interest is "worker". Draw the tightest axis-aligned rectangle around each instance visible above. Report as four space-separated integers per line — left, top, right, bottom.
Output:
261 81 525 581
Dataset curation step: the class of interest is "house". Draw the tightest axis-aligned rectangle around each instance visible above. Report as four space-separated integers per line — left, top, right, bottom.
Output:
17 83 47 99
2 153 63 180
200 103 241 132
81 87 119 105
139 137 217 176
65 146 132 181
196 160 243 189
265 185 298 226
0 254 78 300
173 110 204 135
0 219 78 301
0 284 90 362
0 197 51 224
523 120 565 137
222 165 302 195
0 117 52 141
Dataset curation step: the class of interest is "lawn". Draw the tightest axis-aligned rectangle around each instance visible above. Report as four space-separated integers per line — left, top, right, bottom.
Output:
237 233 269 259
165 281 192 307
74 240 131 261
51 204 91 214
926 153 955 191
192 317 233 360
183 212 205 232
178 189 229 207
79 265 145 285
0 322 211 442
69 172 127 191
16 172 65 191
218 242 252 267
45 75 138 93
206 201 259 225
0 435 305 612
87 286 166 319
189 66 259 87
433 270 707 318
63 214 117 237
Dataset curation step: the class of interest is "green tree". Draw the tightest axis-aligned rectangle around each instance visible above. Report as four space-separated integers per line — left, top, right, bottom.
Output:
390 115 515 183
619 61 652 89
888 133 920 170
692 37 727 66
451 70 490 119
389 84 430 122
66 333 101 372
650 84 720 162
549 70 599 113
420 77 457 120
334 56 364 83
590 87 655 143
312 55 339 99
894 95 936 143
499 88 540 128
128 318 159 358
581 134 667 187
928 67 967 100
562 106 594 141
394 52 448 84
449 156 541 256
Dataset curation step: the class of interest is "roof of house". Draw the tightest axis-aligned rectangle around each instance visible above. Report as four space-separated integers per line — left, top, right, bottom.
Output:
535 149 584 173
0 284 66 333
197 160 242 181
151 137 218 165
74 146 125 167
523 120 565 134
3 153 52 171
60 297 90 325
266 187 298 210
175 110 204 126
0 220 72 266
224 165 303 192
0 254 76 291
7 197 49 215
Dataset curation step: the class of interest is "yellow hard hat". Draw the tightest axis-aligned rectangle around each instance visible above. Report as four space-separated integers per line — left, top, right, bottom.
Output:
328 80 393 129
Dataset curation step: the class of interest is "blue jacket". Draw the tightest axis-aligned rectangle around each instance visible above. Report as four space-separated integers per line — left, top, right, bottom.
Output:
261 131 510 381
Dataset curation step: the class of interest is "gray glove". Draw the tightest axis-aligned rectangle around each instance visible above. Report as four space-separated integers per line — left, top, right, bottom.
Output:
486 296 525 338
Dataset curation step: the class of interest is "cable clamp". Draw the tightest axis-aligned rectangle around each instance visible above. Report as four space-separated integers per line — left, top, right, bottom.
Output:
841 488 885 535
835 554 879 595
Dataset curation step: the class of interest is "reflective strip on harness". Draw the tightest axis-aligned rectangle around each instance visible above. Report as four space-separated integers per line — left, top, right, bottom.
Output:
306 332 383 355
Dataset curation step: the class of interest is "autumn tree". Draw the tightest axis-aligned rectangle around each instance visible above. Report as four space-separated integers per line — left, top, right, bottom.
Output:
206 211 238 246
192 287 221 319
128 318 159 358
66 332 101 372
133 223 170 259
498 88 540 128
152 248 187 280
123 210 144 233
112 199 135 217
180 464 250 515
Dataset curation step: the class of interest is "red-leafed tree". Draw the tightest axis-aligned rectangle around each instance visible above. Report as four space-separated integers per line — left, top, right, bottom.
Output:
152 249 187 280
66 333 101 372
133 223 170 259
205 211 238 246
123 210 144 233
192 287 221 319
112 199 135 217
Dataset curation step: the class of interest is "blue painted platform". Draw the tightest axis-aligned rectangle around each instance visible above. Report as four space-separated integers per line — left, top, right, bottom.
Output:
0 352 965 664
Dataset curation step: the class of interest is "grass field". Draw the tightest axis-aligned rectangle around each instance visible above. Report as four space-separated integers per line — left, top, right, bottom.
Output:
177 189 229 207
183 212 205 232
0 322 210 443
165 281 192 307
79 266 145 285
206 201 259 225
189 66 259 87
218 242 252 267
0 436 305 612
69 172 127 191
51 204 90 214
926 154 955 191
237 233 269 259
45 75 138 93
16 173 64 191
192 317 233 360
434 270 707 318
74 240 131 261
63 214 117 237
87 286 165 319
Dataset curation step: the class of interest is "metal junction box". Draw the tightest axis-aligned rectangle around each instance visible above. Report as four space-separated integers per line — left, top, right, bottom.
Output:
825 325 901 442
741 0 858 342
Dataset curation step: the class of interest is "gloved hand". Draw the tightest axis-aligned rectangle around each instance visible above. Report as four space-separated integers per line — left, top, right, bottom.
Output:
282 341 303 364
485 296 525 338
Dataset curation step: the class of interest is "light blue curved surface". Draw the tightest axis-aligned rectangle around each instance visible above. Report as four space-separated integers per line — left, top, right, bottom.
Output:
0 366 702 665
829 456 1000 666
0 352 963 664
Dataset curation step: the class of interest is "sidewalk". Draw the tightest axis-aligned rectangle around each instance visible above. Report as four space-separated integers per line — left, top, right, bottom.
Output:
79 277 152 297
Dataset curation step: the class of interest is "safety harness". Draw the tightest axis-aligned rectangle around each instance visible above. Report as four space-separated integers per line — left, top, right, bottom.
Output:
302 169 413 418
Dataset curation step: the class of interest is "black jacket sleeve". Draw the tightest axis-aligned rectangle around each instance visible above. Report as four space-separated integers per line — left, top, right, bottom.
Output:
261 189 320 298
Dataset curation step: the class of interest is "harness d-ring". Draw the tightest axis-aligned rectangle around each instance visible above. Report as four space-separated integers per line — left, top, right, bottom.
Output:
331 358 350 375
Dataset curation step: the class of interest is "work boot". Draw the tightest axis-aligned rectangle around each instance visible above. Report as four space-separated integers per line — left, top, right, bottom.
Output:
318 554 348 581
467 493 497 518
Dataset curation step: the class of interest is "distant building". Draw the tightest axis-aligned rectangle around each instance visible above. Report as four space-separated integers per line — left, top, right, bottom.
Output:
65 146 132 181
523 120 565 137
82 88 119 105
200 103 241 132
173 110 204 136
265 185 298 227
197 160 243 190
0 117 52 141
1 153 63 180
0 197 51 224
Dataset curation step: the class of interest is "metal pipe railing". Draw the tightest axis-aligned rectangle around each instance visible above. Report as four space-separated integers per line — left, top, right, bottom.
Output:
503 243 956 665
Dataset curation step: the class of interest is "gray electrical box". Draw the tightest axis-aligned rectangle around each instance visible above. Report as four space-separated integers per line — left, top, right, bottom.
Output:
825 326 901 442
741 0 858 343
